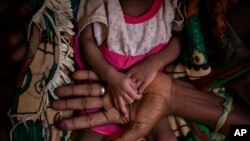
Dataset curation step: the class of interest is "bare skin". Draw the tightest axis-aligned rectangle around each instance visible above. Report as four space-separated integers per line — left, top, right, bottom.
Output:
79 0 181 117
80 23 139 117
58 0 182 139
52 70 250 141
53 70 173 141
9 0 250 141
146 116 177 141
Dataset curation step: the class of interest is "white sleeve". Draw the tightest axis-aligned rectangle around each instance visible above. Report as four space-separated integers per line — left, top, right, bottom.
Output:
171 0 185 31
77 0 108 45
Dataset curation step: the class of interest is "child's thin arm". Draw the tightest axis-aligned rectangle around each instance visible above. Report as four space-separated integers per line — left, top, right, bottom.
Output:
149 32 183 69
126 32 183 93
79 24 139 117
78 24 115 81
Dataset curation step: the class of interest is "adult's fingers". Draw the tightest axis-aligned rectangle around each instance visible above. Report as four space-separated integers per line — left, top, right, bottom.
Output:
52 97 104 111
52 92 113 111
55 83 103 97
72 70 99 80
56 108 125 130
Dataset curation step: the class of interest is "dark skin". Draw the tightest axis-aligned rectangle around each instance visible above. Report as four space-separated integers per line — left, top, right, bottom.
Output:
52 70 250 141
79 0 181 141
9 0 250 141
78 1 181 140
51 1 250 140
79 0 181 118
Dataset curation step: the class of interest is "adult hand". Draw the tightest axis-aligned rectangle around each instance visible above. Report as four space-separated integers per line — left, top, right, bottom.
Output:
52 70 173 141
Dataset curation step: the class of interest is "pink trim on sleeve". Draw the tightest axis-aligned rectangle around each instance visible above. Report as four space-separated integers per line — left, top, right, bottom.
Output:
124 0 162 24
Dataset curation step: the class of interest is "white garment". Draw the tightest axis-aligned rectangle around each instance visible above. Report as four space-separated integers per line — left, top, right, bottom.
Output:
77 0 184 56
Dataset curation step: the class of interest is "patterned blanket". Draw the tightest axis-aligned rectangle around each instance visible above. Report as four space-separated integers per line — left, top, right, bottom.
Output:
9 0 76 141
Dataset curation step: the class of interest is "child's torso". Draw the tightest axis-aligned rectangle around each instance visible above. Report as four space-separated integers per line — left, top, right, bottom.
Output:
103 0 174 56
75 0 177 69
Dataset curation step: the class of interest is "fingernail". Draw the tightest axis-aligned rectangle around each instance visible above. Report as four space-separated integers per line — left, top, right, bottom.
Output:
56 120 68 131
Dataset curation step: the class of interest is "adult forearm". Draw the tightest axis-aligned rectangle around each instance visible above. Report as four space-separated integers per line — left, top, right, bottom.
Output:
170 79 250 135
171 80 224 129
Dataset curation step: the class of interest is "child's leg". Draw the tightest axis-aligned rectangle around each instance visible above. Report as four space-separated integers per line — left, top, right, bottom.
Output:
146 116 177 141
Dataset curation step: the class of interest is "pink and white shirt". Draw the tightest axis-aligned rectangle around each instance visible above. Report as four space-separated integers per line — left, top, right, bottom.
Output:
75 0 184 136
76 0 184 70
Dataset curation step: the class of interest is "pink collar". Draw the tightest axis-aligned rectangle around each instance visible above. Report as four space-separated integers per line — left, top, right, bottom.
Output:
124 0 163 24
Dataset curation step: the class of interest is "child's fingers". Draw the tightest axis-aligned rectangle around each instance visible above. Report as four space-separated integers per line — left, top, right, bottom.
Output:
127 74 141 89
118 97 128 118
130 79 138 90
126 81 141 100
112 94 122 112
135 80 142 91
135 93 143 100
138 80 150 94
126 73 132 78
113 96 120 110
130 75 137 84
122 93 134 104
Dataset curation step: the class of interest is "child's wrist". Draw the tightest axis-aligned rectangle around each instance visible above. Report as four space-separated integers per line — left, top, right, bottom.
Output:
103 67 117 81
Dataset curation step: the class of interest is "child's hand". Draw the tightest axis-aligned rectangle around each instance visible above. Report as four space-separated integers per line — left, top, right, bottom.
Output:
106 70 141 117
127 58 161 94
